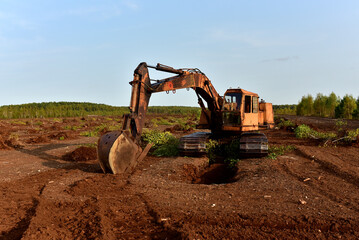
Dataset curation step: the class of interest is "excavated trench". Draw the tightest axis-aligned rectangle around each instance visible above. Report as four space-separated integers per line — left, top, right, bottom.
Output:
193 163 238 185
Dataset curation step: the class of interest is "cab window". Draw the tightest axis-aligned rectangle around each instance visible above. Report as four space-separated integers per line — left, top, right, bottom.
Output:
225 95 235 103
252 96 258 113
244 96 251 113
224 93 242 110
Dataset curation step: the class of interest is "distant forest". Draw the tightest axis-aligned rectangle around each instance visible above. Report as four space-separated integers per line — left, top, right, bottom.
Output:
274 92 359 120
1 95 358 120
0 102 201 119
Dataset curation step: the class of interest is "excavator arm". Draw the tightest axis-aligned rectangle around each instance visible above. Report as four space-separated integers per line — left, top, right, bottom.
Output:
127 62 223 140
98 62 223 174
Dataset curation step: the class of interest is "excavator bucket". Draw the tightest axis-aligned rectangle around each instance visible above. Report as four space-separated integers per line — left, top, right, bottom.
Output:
97 131 151 174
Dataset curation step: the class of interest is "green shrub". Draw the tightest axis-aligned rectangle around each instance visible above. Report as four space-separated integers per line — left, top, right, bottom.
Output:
295 124 336 140
268 145 295 159
142 130 174 148
294 124 313 139
205 139 220 162
152 138 179 157
52 118 62 123
155 118 172 125
141 129 179 157
346 128 359 142
205 138 242 166
224 158 240 168
277 118 295 128
64 125 80 130
11 120 27 125
80 131 97 137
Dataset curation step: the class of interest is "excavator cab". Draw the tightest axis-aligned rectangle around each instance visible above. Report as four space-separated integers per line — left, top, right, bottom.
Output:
221 88 274 132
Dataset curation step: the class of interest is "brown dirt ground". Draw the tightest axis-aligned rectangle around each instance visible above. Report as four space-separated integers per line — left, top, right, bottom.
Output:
0 115 359 239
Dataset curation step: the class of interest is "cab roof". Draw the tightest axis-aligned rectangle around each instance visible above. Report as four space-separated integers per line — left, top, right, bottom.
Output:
224 88 259 97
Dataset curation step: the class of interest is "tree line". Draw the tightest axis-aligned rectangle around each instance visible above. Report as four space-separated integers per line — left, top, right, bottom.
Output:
0 102 201 119
2 97 358 120
273 104 296 115
296 93 359 119
273 92 359 119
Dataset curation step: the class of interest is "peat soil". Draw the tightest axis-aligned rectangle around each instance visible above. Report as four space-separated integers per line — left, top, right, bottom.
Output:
0 116 359 239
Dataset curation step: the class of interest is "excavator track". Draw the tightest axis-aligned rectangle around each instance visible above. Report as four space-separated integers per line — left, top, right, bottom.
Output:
178 132 212 156
178 131 268 158
239 132 268 158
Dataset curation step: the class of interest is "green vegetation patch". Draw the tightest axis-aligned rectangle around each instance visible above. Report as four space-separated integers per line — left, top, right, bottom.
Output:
205 139 220 163
295 124 336 140
80 130 98 137
141 129 179 157
268 145 295 160
277 118 295 129
273 104 296 115
11 120 27 125
205 138 243 168
0 102 130 119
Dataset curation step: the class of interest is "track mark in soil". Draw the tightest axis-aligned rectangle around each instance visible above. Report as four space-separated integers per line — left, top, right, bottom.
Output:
185 213 359 237
296 147 359 188
0 198 39 240
279 161 359 213
16 143 81 162
137 193 184 240
0 183 46 240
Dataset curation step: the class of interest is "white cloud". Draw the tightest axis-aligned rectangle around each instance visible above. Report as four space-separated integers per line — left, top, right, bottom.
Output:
66 5 122 18
0 11 36 30
123 0 139 10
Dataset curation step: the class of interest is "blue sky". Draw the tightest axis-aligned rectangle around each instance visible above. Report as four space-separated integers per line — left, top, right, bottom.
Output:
0 0 358 107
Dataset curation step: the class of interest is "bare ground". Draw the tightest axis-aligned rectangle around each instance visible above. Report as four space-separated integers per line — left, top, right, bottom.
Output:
0 116 359 239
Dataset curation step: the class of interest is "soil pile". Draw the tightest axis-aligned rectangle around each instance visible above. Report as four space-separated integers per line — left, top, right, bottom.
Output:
48 132 72 140
0 136 11 150
0 135 22 149
26 135 50 144
62 146 97 162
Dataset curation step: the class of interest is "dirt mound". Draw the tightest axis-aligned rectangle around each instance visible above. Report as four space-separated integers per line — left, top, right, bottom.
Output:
27 129 40 134
62 146 97 162
26 135 50 144
165 124 194 133
47 124 62 131
0 136 12 150
4 137 23 149
48 132 73 140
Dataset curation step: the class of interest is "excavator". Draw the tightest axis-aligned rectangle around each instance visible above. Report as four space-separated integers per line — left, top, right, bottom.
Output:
97 62 274 174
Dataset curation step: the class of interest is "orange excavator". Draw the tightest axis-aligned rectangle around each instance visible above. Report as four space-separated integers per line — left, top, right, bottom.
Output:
97 63 274 174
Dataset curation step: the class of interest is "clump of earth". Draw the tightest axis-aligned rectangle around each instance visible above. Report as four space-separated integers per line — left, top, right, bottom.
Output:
62 146 97 162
